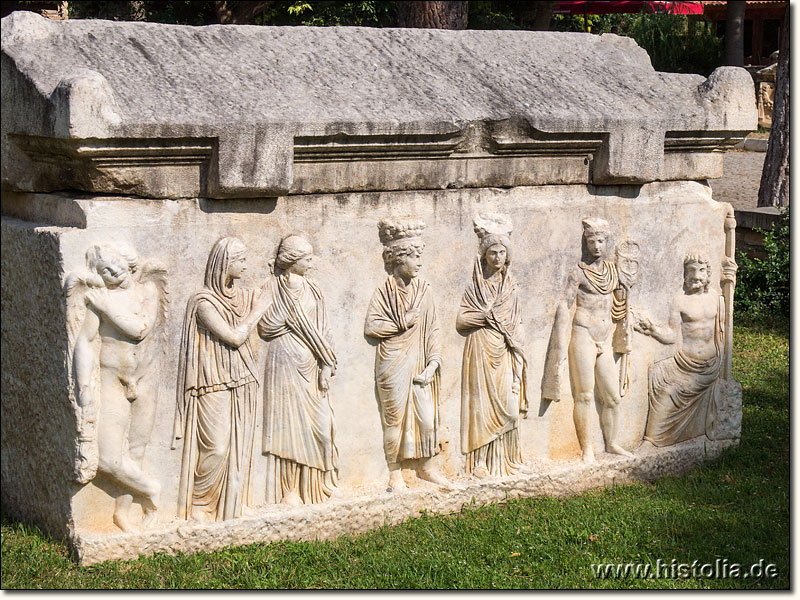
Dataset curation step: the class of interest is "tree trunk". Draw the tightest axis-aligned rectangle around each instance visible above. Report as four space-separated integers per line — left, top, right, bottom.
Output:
530 1 557 31
724 1 746 66
758 10 789 208
396 1 468 30
214 1 273 24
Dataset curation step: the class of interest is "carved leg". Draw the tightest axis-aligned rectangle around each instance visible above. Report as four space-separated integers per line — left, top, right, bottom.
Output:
113 495 136 533
387 462 407 490
97 379 161 531
416 457 448 485
279 459 304 506
596 351 633 458
128 383 160 527
572 394 596 463
569 328 598 463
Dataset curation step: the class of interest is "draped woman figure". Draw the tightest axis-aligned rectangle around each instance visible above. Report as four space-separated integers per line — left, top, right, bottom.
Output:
457 214 528 478
259 234 339 506
173 237 270 521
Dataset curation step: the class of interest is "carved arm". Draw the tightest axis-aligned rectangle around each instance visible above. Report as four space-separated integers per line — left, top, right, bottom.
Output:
73 307 100 415
197 294 269 348
634 307 679 346
85 287 158 342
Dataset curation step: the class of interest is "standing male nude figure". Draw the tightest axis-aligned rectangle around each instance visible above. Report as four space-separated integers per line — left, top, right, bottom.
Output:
542 218 634 463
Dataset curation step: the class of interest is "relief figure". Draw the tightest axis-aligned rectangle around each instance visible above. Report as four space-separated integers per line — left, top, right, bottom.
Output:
365 218 448 489
66 242 167 532
635 252 735 446
259 234 339 506
541 218 636 463
457 213 527 478
173 237 270 521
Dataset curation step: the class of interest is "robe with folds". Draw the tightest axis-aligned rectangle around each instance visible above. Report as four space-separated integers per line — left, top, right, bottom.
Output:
365 276 442 463
644 297 724 447
173 287 258 521
457 259 527 476
259 274 339 504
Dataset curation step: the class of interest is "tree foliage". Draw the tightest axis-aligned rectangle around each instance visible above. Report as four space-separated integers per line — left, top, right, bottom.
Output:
735 207 790 319
568 12 723 76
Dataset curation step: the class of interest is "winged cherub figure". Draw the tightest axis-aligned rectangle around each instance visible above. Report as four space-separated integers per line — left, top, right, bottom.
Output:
66 242 168 532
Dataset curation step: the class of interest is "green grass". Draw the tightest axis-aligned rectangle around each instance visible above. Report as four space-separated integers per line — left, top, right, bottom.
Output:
2 319 788 589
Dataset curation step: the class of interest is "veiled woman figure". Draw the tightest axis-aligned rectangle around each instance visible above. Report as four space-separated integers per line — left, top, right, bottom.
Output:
173 237 270 521
259 234 339 506
457 213 528 478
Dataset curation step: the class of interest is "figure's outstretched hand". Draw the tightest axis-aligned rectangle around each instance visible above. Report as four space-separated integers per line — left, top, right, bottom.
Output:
634 314 654 335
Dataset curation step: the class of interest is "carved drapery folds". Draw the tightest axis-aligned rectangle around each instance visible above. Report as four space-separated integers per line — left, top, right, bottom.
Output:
61 212 742 536
457 213 527 478
635 222 740 446
259 234 339 506
365 218 448 489
173 237 269 522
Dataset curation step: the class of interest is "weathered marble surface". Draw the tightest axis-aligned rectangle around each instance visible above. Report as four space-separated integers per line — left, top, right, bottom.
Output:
1 12 754 564
2 11 755 199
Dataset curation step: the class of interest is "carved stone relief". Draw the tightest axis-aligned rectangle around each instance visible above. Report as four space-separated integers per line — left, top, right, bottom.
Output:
172 237 270 522
758 81 776 128
756 60 777 129
541 218 637 463
613 239 641 399
457 213 528 478
259 234 339 506
66 242 168 531
635 252 727 446
364 218 448 489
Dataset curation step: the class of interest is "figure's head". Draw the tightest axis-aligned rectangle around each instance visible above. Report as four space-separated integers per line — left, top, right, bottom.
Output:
483 243 508 271
275 234 314 276
205 237 247 298
383 239 425 279
378 218 426 277
582 217 612 261
683 251 711 293
85 242 137 288
225 239 248 280
473 212 512 273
